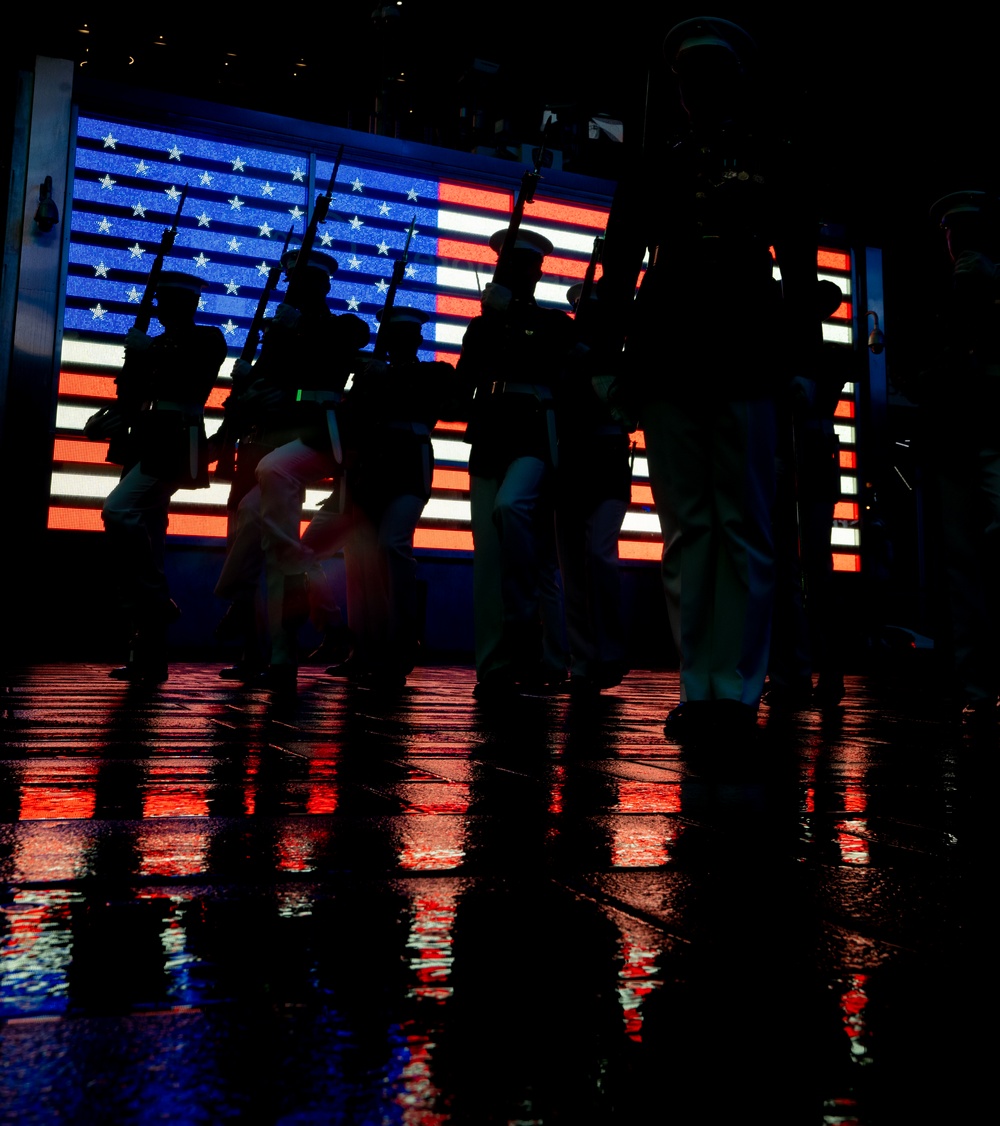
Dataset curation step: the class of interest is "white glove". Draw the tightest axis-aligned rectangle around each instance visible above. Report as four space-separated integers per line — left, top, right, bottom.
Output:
272 303 302 330
481 283 512 315
231 359 253 381
125 327 153 352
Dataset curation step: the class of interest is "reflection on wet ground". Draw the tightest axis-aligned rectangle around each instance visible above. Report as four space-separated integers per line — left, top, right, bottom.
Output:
0 664 991 1123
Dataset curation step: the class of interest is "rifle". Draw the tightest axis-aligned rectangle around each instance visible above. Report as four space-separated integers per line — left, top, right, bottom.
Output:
87 186 189 458
133 185 188 332
212 226 294 480
573 231 605 332
373 215 417 359
492 118 552 291
285 145 344 305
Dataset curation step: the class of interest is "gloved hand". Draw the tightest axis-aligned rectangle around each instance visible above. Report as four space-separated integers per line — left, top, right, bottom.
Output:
272 303 302 330
125 327 153 352
231 359 253 382
481 282 512 315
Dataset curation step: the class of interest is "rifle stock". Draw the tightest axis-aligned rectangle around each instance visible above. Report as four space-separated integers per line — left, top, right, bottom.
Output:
132 186 188 332
373 216 417 359
492 120 552 291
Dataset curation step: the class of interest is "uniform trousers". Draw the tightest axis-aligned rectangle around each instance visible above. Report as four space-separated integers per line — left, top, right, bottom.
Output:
934 436 1000 704
642 396 776 706
555 497 629 680
304 493 427 675
101 465 177 617
471 456 556 680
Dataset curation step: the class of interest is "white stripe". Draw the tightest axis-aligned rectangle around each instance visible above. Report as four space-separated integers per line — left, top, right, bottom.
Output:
437 211 599 256
843 382 855 394
823 323 852 344
631 456 648 480
61 340 125 370
434 323 467 346
834 424 855 445
421 498 472 522
621 511 661 534
50 472 231 506
818 271 851 294
432 267 577 309
431 438 470 464
57 404 97 431
830 527 860 546
840 475 857 495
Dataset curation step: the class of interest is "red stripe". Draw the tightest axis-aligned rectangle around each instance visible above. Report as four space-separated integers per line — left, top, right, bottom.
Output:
436 238 593 279
59 372 115 399
437 294 481 319
631 483 654 505
818 249 851 271
53 438 111 464
833 501 859 520
167 513 227 537
830 302 852 321
432 468 470 491
834 400 855 418
435 420 467 433
618 540 662 561
530 196 609 230
433 352 459 366
839 450 857 468
832 552 861 572
414 528 474 551
631 429 646 449
48 506 105 532
438 182 513 213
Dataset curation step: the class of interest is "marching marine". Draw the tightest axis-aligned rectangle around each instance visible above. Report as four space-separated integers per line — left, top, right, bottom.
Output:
457 228 576 699
101 270 227 682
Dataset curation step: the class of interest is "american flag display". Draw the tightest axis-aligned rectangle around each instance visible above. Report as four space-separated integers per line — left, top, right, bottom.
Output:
50 112 859 570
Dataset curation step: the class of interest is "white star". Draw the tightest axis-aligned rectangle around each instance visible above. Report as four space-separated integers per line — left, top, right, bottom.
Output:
132 201 146 217
258 221 273 238
291 168 305 183
347 255 361 270
375 278 389 294
227 237 242 252
193 252 210 268
102 133 117 149
348 215 364 231
261 181 275 196
196 211 212 227
225 279 240 295
200 171 213 186
165 185 181 202
319 231 334 247
346 296 360 311
94 262 109 278
128 243 144 259
221 319 238 335
232 156 246 172
90 303 107 319
256 260 271 276
404 264 417 278
351 177 364 192
134 159 149 175
406 187 419 201
99 174 116 190
378 202 391 216
288 205 304 221
376 240 390 256
168 145 182 161
228 195 244 211
97 217 112 233
126 286 142 303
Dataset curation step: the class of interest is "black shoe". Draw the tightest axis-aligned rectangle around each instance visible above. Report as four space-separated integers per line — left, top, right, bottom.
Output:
262 665 297 693
308 626 354 666
109 661 168 684
219 662 265 682
813 674 845 709
662 701 713 739
763 681 813 713
473 672 518 702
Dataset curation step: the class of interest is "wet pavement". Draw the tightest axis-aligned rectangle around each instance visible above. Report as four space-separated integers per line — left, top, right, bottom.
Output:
0 663 992 1124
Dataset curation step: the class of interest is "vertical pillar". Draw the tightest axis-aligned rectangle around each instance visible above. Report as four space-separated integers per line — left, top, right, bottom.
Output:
0 56 75 543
